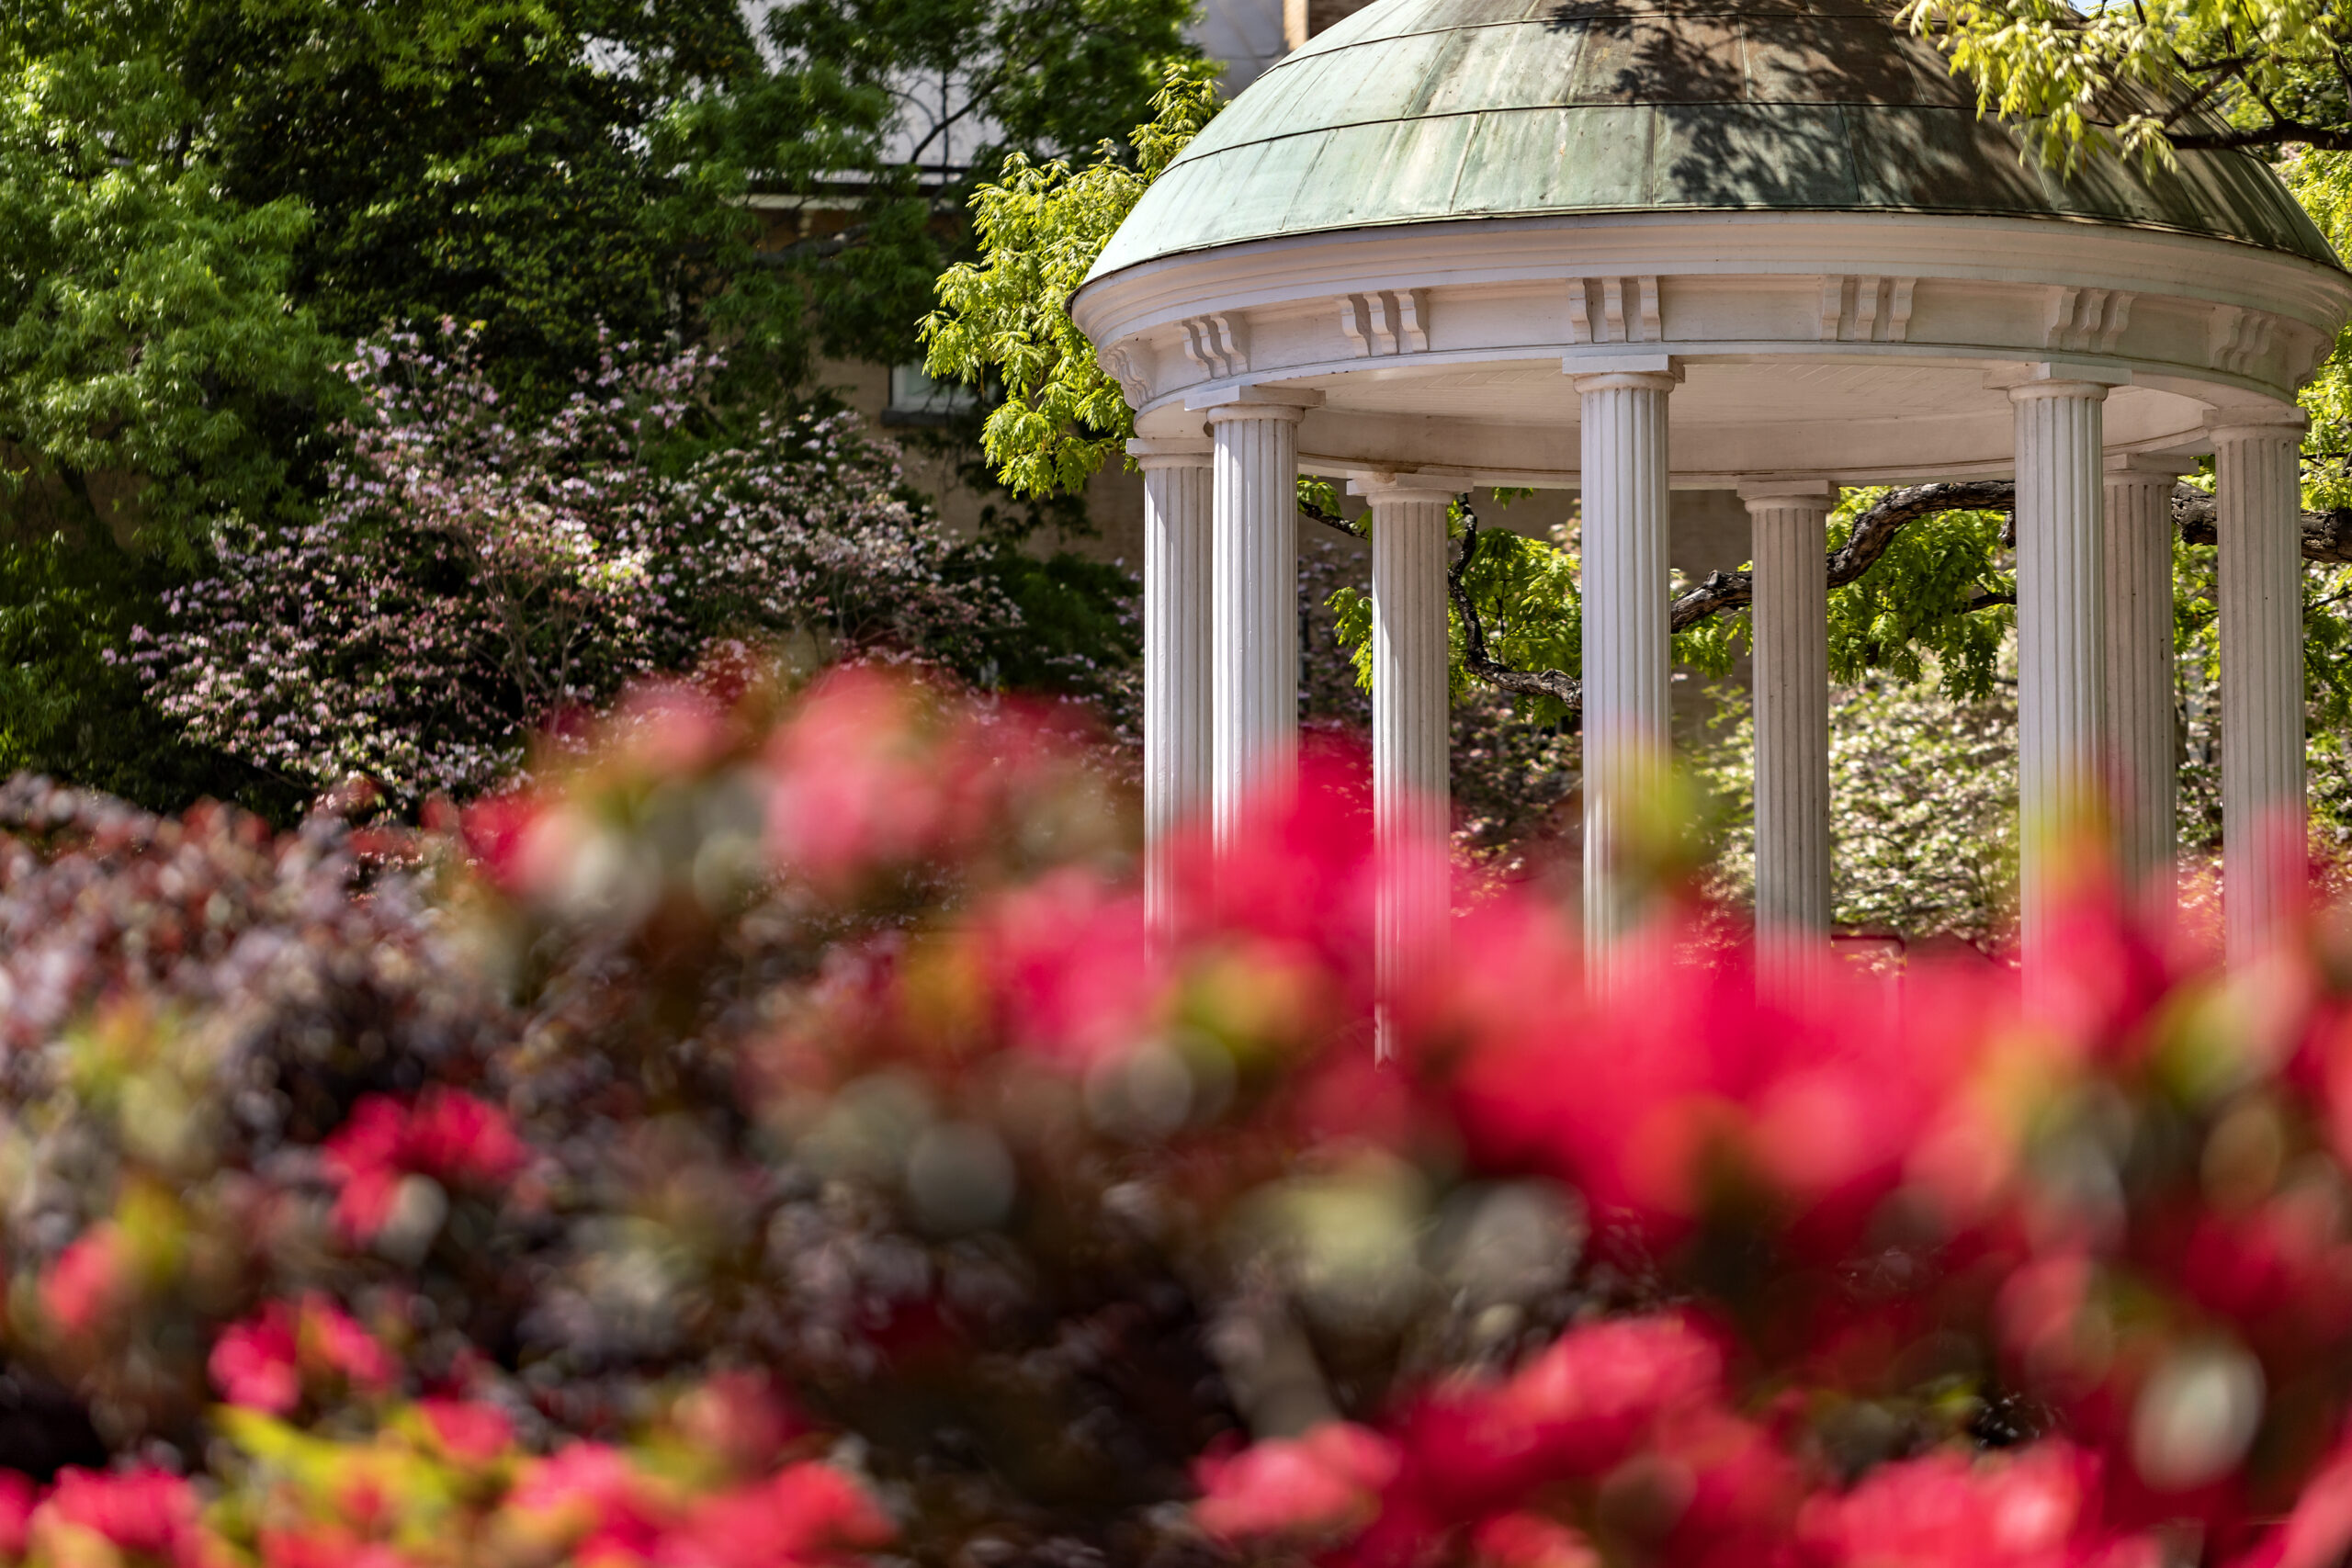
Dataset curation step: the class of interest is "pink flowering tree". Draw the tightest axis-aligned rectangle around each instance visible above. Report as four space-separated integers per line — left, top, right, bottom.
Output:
131 321 1012 804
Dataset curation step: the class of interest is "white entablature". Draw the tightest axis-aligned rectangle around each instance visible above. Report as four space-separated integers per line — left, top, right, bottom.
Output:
1080 212 2341 489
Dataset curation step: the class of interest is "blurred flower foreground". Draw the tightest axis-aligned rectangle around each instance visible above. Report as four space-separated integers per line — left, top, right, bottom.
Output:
9 660 2352 1568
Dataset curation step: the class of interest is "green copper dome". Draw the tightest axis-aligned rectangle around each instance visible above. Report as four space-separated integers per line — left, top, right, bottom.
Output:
1088 0 2335 279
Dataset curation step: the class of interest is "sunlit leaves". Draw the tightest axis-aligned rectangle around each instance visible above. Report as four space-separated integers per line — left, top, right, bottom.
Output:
922 61 1220 501
1903 0 2352 166
0 41 341 551
1826 491 2014 699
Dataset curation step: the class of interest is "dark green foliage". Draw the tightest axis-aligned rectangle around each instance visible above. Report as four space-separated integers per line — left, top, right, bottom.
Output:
963 546 1141 701
765 0 1199 373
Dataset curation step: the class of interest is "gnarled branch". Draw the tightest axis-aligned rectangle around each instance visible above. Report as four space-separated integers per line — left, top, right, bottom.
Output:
1448 508 1581 710
1296 471 2352 728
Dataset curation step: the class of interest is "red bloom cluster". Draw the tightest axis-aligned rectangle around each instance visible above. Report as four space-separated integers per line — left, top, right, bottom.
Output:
210 1294 395 1414
14 668 2352 1568
322 1090 529 1243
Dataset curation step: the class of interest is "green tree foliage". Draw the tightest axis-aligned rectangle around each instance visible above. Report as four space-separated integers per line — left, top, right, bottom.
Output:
1903 0 2352 164
1824 493 2014 698
185 0 780 402
728 0 1201 380
922 61 1221 499
0 24 342 549
5 0 1188 812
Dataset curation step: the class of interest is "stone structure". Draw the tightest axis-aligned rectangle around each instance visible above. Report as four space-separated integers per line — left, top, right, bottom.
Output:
1076 0 2352 988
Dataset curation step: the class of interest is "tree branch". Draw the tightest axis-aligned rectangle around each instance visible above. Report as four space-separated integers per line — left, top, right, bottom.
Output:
2170 119 2352 151
2174 483 2352 563
1663 479 2018 633
1447 506 1582 711
1296 469 2352 729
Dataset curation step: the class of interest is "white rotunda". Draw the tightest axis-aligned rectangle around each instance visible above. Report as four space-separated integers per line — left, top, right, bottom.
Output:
1072 0 2352 983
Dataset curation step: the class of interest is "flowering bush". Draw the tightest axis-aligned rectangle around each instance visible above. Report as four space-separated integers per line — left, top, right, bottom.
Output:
10 660 2352 1567
132 322 1012 804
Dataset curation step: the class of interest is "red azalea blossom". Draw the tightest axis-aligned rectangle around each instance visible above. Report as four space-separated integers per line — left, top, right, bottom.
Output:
211 1295 395 1412
1471 1512 1601 1568
0 1471 33 1558
665 1462 895 1568
42 1227 127 1337
324 1089 526 1242
418 1398 515 1464
40 1466 210 1567
1194 1423 1400 1542
1798 1442 2151 1568
210 1302 300 1414
509 1442 670 1561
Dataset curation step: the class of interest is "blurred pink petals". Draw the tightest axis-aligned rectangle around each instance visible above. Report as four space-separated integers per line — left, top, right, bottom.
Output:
1193 1422 1399 1543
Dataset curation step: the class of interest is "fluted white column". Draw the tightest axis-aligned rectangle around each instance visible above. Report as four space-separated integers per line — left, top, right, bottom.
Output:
1743 482 1835 984
1575 368 1676 963
1354 477 1454 1056
2104 456 2187 919
2213 415 2308 963
1208 403 1304 846
1134 439 1214 940
2012 380 2109 972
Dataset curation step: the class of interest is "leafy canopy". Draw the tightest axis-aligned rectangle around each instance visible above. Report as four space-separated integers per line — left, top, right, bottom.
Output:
0 30 343 551
1903 0 2352 164
922 61 1222 500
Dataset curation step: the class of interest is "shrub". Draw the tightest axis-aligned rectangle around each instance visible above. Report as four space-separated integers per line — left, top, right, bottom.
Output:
4 664 2352 1568
132 323 1012 807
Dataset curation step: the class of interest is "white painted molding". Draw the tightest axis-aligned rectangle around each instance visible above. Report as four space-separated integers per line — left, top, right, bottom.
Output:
1568 276 1663 345
1180 312 1250 378
2044 287 2135 353
1816 275 1918 342
2211 306 2278 378
1338 288 1430 356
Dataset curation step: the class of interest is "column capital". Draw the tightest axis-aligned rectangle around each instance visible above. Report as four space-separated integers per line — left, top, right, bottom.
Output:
1126 437 1213 470
1566 352 1681 395
2206 406 2309 446
1186 383 1321 418
1991 362 2132 399
1350 473 1459 509
1738 479 1838 515
2105 451 2196 481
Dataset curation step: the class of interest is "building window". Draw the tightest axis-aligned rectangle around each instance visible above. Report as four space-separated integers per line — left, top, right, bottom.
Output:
884 364 980 427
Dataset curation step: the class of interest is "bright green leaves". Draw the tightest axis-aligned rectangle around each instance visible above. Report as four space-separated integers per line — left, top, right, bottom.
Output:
922 61 1221 501
1903 0 2352 167
0 41 342 553
1825 491 2014 699
2286 152 2352 511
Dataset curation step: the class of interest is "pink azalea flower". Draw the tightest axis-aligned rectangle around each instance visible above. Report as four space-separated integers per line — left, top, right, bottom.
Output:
300 1294 397 1394
39 1467 209 1567
42 1228 127 1337
324 1090 527 1243
210 1302 301 1414
1471 1513 1600 1568
0 1471 34 1558
418 1399 514 1465
663 1462 895 1568
1193 1423 1399 1542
